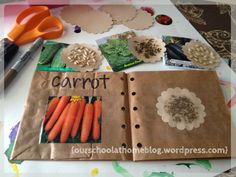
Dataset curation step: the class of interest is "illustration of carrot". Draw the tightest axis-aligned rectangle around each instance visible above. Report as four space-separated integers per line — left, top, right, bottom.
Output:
47 103 70 141
92 98 102 141
80 97 94 143
45 97 60 120
60 101 80 143
71 98 86 138
45 96 70 132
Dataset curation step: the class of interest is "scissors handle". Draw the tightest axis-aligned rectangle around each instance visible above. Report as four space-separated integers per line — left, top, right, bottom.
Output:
14 16 64 46
8 6 50 42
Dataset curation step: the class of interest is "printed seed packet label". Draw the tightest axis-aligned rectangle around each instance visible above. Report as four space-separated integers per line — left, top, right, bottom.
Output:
96 31 143 72
36 41 73 72
162 36 202 69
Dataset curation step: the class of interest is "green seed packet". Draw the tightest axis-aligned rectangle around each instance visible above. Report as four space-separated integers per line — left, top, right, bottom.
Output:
36 41 74 72
96 31 143 72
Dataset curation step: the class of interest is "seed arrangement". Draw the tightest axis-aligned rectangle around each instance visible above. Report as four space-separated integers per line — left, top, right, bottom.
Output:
164 96 198 124
134 39 162 58
41 96 102 143
61 44 102 72
156 88 206 131
128 36 166 63
182 41 221 69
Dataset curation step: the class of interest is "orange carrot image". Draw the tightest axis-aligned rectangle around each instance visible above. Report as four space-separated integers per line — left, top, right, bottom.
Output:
71 98 86 138
48 103 70 141
80 98 94 143
45 97 60 120
60 101 79 143
45 96 70 132
92 98 102 141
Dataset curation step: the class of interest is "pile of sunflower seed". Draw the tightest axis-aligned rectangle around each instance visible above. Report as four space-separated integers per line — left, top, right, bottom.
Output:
67 46 97 67
134 39 162 59
164 95 199 124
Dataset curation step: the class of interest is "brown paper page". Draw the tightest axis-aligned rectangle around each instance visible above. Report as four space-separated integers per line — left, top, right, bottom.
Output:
11 71 132 160
127 71 231 161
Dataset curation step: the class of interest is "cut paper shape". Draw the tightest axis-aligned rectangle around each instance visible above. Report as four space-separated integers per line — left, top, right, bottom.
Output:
182 41 221 69
195 160 212 171
128 36 166 63
100 5 137 23
61 43 102 72
143 171 175 177
123 9 154 30
4 121 23 164
176 163 196 169
60 5 93 25
156 88 206 131
176 160 212 171
155 14 173 25
10 163 20 177
75 10 113 34
141 7 155 16
112 162 133 177
90 168 99 177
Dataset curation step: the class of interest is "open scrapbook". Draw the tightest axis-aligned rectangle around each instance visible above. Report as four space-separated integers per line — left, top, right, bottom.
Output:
11 70 231 161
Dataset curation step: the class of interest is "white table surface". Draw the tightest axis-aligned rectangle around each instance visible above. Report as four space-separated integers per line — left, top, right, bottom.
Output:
1 0 236 176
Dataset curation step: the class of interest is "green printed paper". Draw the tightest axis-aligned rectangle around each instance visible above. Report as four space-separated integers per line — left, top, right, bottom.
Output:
97 31 143 72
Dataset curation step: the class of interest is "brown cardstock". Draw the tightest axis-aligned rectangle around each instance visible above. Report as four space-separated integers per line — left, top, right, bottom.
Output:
123 9 154 30
60 5 93 25
75 10 113 34
11 70 231 161
11 71 132 161
100 5 137 23
128 71 231 161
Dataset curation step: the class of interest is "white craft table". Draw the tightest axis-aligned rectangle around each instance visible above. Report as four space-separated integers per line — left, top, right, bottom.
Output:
1 0 236 177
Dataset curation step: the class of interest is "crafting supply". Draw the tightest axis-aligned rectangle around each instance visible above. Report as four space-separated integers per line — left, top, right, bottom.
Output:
156 87 206 131
61 43 102 72
3 38 44 89
100 5 137 23
140 7 155 16
0 6 64 69
128 36 166 63
123 9 154 30
74 10 113 34
182 40 221 69
60 5 93 25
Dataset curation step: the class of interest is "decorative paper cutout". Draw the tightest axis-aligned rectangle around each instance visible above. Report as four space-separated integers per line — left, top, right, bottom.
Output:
123 9 154 30
100 5 137 23
156 88 206 131
128 36 166 63
61 43 102 72
141 7 155 16
182 41 221 69
60 5 93 25
75 10 113 34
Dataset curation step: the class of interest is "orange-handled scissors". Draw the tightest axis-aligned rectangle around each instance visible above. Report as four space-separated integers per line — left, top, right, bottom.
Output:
7 6 64 46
